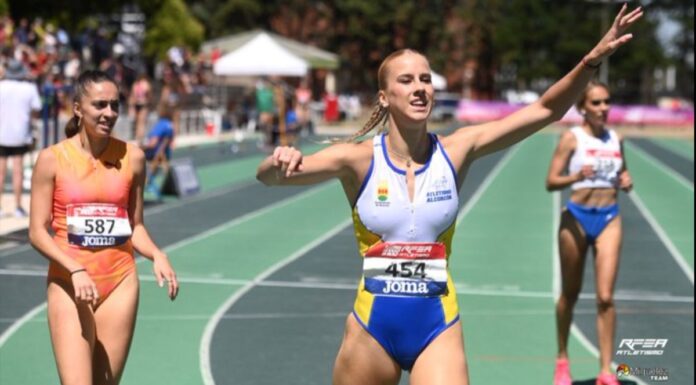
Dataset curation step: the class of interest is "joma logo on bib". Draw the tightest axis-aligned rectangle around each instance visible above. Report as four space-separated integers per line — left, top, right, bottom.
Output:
81 236 117 247
382 280 429 294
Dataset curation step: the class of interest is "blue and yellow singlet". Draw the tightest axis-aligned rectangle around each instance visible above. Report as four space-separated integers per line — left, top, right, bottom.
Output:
351 133 460 370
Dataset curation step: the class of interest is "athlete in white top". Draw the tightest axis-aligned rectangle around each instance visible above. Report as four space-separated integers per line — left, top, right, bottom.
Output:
258 6 642 385
546 80 633 385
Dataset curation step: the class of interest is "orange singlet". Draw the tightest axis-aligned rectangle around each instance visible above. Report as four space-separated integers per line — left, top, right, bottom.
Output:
47 138 137 306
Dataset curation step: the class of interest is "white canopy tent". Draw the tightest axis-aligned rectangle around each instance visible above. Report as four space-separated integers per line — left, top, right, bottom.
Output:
213 32 309 77
431 71 447 91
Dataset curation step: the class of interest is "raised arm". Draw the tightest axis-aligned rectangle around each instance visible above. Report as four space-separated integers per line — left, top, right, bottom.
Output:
445 5 643 165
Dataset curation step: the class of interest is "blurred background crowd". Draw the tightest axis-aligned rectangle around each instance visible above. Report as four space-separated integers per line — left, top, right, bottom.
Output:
0 0 693 150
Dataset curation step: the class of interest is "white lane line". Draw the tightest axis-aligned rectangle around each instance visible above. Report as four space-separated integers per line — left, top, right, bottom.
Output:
455 145 519 225
628 191 694 284
2 269 691 303
0 304 46 349
0 180 258 259
627 142 693 191
162 183 333 253
0 183 330 351
199 219 352 385
552 191 561 298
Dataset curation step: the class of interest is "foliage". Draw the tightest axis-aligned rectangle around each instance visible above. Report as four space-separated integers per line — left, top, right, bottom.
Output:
6 0 692 101
142 0 204 60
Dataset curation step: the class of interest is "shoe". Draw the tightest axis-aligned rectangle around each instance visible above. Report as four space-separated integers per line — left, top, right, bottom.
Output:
553 358 572 385
14 207 28 218
596 373 620 385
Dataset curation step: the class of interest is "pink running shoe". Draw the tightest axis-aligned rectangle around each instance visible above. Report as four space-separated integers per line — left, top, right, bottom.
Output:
596 373 620 385
554 358 572 385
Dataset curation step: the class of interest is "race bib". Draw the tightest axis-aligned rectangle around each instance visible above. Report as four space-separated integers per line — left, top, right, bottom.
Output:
66 204 132 248
586 149 622 184
363 242 448 297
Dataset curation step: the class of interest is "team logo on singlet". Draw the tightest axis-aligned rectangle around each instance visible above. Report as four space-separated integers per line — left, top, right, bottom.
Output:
375 180 390 207
426 176 453 203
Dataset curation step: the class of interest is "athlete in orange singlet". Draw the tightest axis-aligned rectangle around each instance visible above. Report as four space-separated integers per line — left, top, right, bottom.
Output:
29 70 178 385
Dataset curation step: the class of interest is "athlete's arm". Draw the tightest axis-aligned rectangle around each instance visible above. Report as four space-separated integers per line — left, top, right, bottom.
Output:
545 130 592 191
128 146 179 300
257 142 366 186
28 148 99 305
443 5 642 165
617 134 633 192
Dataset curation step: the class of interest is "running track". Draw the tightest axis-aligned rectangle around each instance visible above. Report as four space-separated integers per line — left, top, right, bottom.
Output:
0 132 692 385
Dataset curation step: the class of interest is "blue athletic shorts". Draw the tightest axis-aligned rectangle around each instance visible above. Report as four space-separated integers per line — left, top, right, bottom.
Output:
566 201 619 243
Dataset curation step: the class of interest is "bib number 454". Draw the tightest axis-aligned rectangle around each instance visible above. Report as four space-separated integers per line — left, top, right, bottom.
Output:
385 261 426 279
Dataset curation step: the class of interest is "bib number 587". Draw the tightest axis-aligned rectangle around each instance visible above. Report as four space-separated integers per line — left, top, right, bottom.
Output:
84 219 115 234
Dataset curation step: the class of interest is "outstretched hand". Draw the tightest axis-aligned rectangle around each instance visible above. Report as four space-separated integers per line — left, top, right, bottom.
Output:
586 4 644 64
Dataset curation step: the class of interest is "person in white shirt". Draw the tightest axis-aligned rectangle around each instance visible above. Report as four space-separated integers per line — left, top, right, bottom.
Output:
0 59 41 217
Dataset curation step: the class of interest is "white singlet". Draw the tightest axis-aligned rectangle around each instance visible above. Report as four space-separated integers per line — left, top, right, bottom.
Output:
568 126 623 190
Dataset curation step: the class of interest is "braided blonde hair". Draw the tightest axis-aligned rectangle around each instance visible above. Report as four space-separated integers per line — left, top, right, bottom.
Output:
339 48 427 143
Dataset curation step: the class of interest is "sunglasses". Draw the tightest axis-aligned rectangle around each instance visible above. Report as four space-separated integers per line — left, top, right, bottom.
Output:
590 98 611 106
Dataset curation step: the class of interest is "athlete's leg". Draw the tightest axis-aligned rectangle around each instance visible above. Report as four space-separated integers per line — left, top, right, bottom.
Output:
556 209 589 358
92 272 139 385
593 216 622 375
410 320 468 385
10 154 24 209
136 108 149 142
0 155 6 211
333 314 401 385
47 280 97 385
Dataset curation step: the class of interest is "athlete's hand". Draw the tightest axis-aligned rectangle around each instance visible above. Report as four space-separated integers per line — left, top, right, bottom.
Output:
618 170 633 192
584 4 643 65
272 146 304 178
153 251 179 300
577 164 595 181
71 269 99 306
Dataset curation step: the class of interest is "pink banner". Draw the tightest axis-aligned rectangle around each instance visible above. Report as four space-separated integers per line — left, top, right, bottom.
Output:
456 100 694 127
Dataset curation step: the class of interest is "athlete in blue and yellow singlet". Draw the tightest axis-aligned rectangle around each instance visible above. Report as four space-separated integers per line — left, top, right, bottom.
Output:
352 133 460 369
258 14 643 382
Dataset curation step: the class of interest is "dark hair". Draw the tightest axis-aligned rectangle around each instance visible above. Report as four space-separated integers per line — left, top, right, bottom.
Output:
64 70 119 138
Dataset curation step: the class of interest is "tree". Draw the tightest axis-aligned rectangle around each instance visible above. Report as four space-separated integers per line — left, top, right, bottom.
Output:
142 0 205 60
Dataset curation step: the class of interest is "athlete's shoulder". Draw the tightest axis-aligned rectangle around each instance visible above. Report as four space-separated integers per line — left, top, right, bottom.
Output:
320 137 373 162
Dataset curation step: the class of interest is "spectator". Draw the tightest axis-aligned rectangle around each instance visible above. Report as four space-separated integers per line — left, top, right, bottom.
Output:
128 72 152 142
141 104 175 199
0 59 41 217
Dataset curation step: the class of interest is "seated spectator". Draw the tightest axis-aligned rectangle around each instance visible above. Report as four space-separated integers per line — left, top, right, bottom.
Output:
141 104 174 199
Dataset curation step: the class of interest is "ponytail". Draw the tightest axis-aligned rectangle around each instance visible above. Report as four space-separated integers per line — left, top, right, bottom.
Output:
64 116 80 138
345 101 388 143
